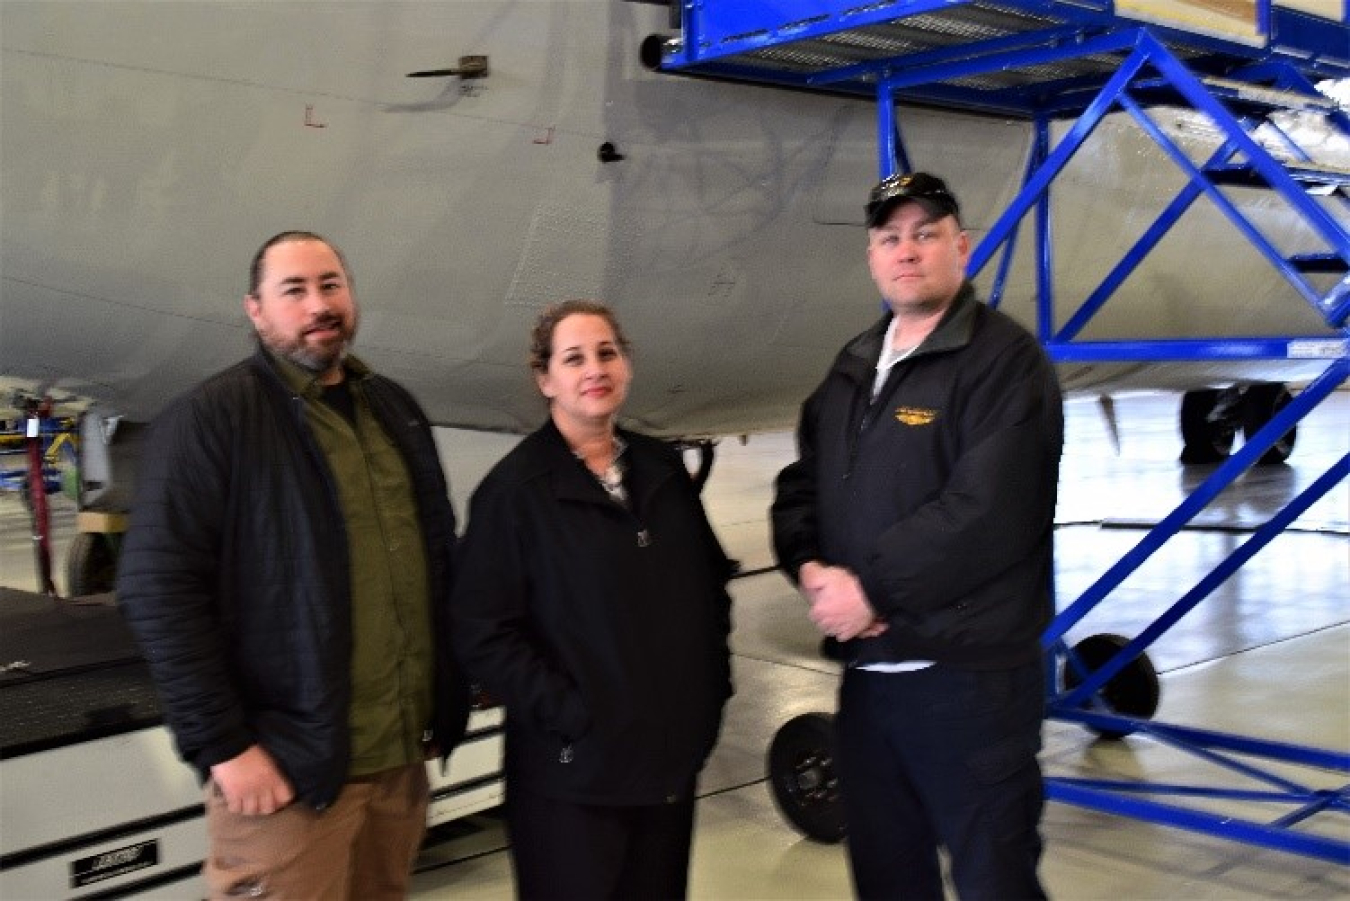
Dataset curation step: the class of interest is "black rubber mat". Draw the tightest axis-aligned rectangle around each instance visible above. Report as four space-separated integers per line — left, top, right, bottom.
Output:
0 588 162 757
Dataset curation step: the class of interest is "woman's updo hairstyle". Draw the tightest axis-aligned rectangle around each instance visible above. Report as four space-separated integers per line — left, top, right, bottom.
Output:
528 300 632 374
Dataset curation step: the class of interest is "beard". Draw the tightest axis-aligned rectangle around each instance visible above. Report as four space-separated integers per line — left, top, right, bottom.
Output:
258 314 353 375
283 339 346 375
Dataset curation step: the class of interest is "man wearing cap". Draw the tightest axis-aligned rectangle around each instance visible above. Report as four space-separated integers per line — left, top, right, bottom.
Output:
772 172 1063 898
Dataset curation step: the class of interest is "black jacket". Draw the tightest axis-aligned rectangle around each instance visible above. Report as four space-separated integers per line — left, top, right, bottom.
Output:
116 347 469 809
772 283 1063 669
451 420 734 805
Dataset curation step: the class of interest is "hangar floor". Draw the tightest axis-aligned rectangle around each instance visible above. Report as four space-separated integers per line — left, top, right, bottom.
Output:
1 390 1345 898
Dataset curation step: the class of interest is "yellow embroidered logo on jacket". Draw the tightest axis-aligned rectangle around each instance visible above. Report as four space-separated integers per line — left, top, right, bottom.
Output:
894 406 938 426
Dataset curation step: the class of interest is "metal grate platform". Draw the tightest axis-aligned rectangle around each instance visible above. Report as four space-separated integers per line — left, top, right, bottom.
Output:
664 0 1350 118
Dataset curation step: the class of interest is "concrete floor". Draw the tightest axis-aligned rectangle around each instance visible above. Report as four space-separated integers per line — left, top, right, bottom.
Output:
1 390 1346 898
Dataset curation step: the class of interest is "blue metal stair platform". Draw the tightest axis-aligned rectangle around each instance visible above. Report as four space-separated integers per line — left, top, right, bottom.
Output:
662 1 1349 116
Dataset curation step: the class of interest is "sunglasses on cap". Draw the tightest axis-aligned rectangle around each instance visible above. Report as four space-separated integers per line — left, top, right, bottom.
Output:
865 172 960 228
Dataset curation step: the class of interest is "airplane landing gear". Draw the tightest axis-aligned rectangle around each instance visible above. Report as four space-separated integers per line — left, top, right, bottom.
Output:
1179 388 1239 463
1179 384 1296 465
1240 383 1296 465
672 439 717 493
767 712 846 843
765 634 1164 841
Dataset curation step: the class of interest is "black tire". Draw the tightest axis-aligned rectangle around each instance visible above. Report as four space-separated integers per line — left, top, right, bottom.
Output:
767 712 846 843
66 532 118 597
1061 633 1160 739
1241 383 1296 465
1179 389 1235 464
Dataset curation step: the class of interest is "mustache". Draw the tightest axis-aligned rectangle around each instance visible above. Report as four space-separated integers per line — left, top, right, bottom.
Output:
304 313 345 333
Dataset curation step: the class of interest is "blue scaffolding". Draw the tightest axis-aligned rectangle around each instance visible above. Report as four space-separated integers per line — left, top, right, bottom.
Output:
661 0 1350 865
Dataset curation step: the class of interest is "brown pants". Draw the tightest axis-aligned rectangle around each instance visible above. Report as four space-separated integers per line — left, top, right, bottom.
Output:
204 764 429 900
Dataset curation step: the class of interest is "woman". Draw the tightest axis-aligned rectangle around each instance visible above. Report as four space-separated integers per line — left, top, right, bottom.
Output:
451 300 735 900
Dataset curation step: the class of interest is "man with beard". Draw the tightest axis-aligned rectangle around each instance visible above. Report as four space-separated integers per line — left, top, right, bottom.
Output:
117 231 469 900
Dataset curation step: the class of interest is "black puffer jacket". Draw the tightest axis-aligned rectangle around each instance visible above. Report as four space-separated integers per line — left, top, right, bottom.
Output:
116 347 469 809
773 283 1063 669
451 420 734 805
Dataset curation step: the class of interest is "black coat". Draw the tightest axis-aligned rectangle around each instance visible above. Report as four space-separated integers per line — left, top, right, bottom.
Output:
116 347 469 809
772 284 1064 669
451 420 734 805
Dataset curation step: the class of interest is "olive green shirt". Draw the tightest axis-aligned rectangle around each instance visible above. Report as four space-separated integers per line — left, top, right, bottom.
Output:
272 351 434 776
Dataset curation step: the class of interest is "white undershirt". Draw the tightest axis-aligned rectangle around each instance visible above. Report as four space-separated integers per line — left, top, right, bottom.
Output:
862 316 934 673
859 660 934 673
871 316 919 399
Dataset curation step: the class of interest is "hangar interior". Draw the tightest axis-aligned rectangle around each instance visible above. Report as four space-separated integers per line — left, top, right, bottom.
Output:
1 0 1347 898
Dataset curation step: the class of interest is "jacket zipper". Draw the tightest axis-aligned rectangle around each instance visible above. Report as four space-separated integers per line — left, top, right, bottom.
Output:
847 393 884 480
847 355 909 478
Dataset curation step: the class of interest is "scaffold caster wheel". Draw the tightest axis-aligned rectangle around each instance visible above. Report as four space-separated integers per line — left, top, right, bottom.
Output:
767 712 845 843
1061 633 1160 739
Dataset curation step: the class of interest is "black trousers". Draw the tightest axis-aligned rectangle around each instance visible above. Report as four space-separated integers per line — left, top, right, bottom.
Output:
835 661 1048 901
505 783 696 900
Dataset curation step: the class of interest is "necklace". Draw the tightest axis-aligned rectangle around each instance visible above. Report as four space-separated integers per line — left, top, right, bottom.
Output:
579 435 628 503
596 460 625 498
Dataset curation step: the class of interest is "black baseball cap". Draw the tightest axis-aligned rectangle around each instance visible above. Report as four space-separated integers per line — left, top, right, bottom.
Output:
864 171 961 228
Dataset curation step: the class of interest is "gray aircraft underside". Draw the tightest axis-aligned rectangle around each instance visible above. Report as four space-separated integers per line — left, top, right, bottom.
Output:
2 1 1346 439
